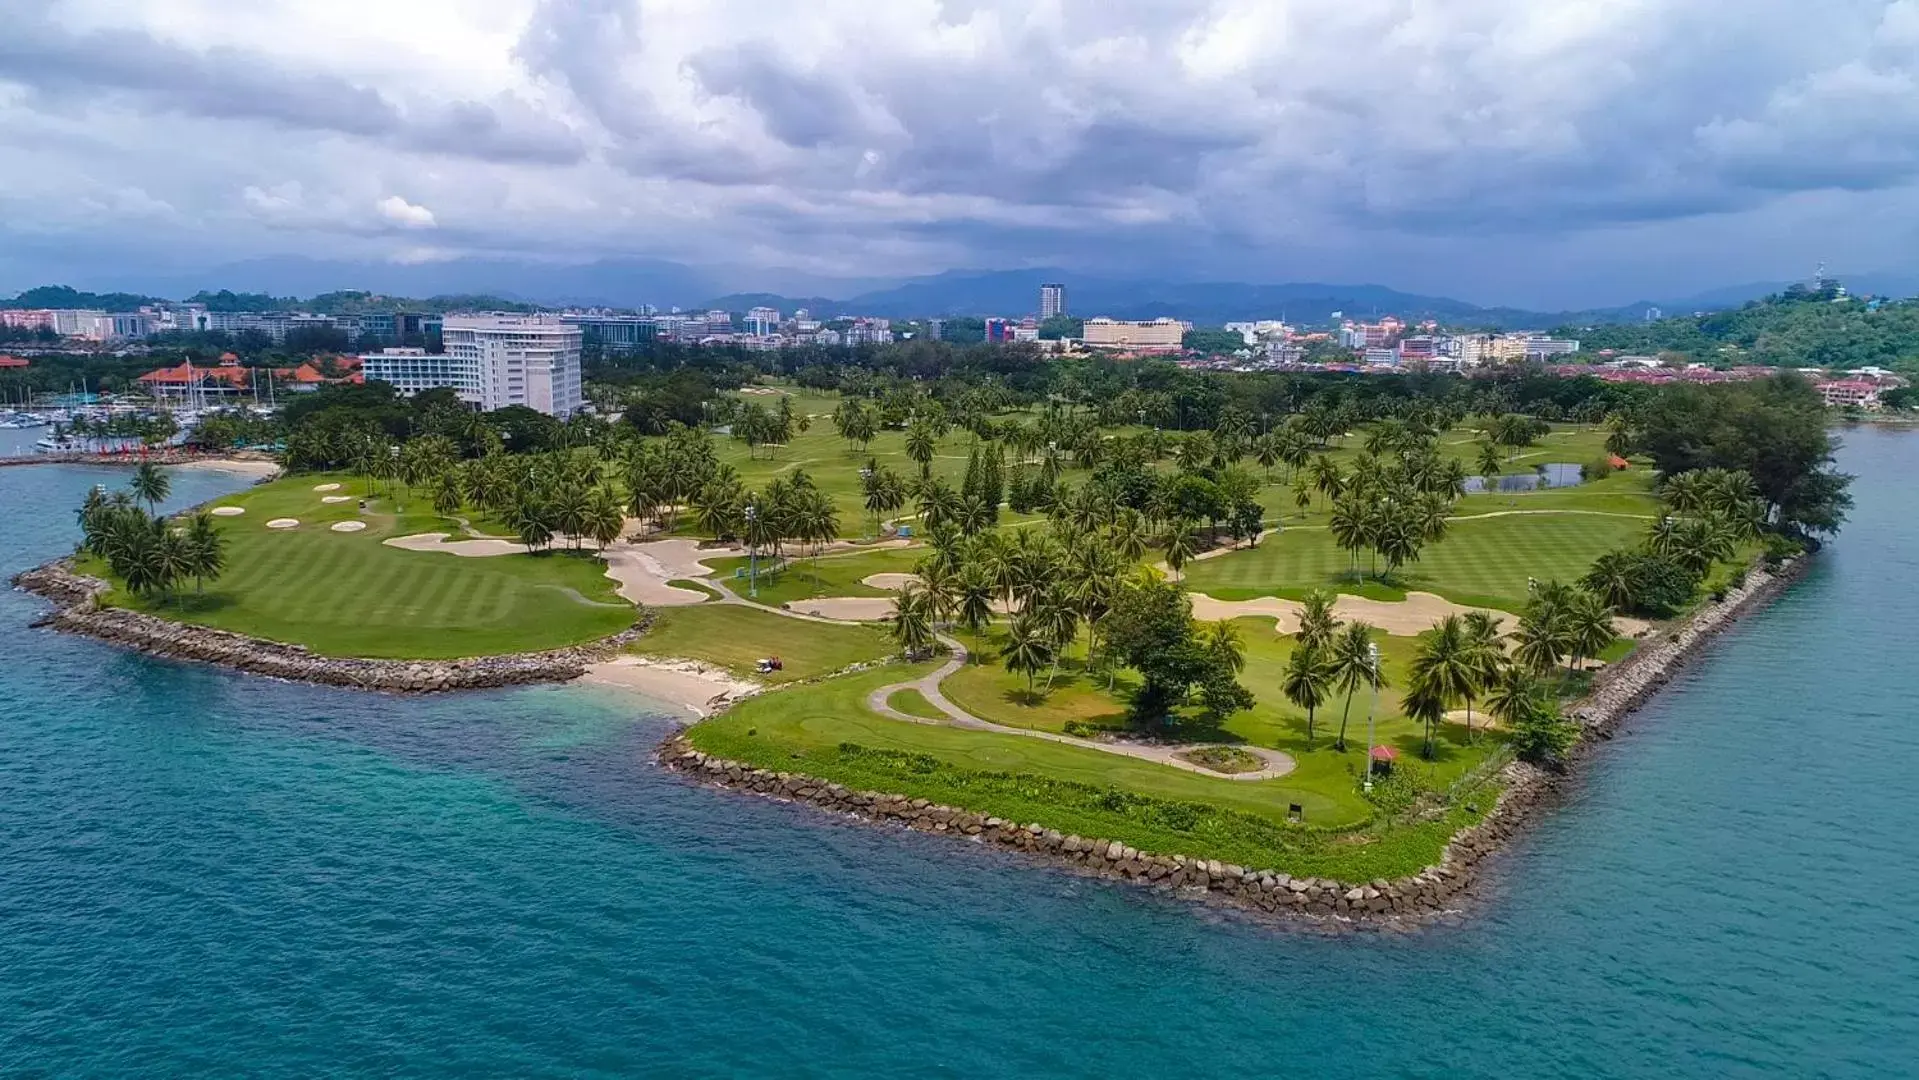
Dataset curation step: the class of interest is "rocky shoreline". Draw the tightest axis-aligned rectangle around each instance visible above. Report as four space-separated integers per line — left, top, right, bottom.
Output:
658 553 1813 925
11 560 652 693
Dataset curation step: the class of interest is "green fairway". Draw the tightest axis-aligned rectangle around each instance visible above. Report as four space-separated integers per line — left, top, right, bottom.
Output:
887 687 945 720
1182 511 1648 611
704 546 924 606
87 474 635 659
629 603 896 682
689 664 1492 879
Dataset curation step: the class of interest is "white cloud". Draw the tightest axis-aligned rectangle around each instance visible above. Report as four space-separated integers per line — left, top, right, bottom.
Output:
376 195 438 229
0 0 1917 305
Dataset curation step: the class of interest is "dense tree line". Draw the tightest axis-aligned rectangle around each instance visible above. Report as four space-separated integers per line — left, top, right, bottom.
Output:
75 464 228 601
1564 284 1919 372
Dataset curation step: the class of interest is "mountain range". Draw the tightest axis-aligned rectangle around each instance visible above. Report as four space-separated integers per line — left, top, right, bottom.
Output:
14 257 1919 329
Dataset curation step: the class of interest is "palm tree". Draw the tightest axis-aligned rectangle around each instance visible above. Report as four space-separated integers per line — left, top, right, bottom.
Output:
129 461 170 514
1109 509 1151 563
1295 588 1339 653
1582 551 1639 613
1402 679 1450 761
1459 611 1504 742
586 487 626 550
1162 519 1197 582
954 562 996 632
1328 498 1369 581
1001 613 1056 696
1510 609 1567 675
182 512 226 594
1203 620 1245 674
1311 455 1343 509
1661 471 1707 515
1291 473 1314 519
1409 615 1477 753
1484 666 1543 733
1282 643 1332 744
1476 439 1503 486
904 420 937 476
1331 621 1384 751
1565 589 1618 672
891 585 937 658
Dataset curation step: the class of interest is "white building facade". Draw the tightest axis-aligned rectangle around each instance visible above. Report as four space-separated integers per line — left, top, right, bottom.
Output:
367 314 583 417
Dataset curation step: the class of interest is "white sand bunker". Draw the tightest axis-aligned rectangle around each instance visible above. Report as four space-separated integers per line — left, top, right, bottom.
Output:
600 545 714 607
385 532 522 557
330 521 367 533
1187 590 1651 639
312 483 341 492
787 596 897 621
209 506 245 517
861 573 921 591
321 495 352 504
266 518 300 530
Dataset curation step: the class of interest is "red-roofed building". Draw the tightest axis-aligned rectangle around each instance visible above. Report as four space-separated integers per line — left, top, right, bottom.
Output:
138 361 254 399
271 363 328 392
0 355 28 368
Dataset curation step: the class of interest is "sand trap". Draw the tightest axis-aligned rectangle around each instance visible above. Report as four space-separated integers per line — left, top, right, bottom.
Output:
209 506 245 517
600 545 713 607
861 573 921 591
330 521 367 533
266 518 299 530
787 597 898 621
625 538 745 579
321 495 352 504
1188 590 1650 639
312 483 341 492
578 656 759 718
385 532 524 557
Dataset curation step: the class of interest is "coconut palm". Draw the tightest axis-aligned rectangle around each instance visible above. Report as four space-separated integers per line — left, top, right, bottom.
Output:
1510 609 1568 675
1311 455 1344 509
904 420 937 476
1661 471 1707 515
1109 509 1151 563
1203 620 1245 674
891 584 937 657
1328 498 1369 581
1484 666 1543 733
1291 473 1314 518
1282 643 1332 744
954 562 997 632
1402 679 1450 761
181 512 226 594
1296 588 1340 653
1476 439 1503 485
129 461 171 514
1565 589 1618 672
586 487 627 550
1000 613 1055 696
1459 611 1504 741
1161 519 1197 582
1331 621 1385 751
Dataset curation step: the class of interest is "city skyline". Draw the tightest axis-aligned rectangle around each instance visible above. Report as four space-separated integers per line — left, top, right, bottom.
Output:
3 2 1919 309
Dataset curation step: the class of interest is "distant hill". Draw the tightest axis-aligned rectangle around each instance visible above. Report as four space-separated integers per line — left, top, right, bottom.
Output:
710 269 1704 330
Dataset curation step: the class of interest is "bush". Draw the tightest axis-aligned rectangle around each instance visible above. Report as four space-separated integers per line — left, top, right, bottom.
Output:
1763 533 1804 568
1511 707 1580 766
1581 455 1617 482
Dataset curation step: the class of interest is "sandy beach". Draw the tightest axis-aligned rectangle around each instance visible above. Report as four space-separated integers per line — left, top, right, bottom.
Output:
170 458 282 478
578 656 760 718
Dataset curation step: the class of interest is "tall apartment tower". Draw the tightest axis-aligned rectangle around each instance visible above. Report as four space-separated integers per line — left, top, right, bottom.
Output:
368 313 584 417
1039 282 1066 319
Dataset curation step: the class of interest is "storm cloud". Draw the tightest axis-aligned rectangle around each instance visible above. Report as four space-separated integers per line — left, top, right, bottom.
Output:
2 0 1917 307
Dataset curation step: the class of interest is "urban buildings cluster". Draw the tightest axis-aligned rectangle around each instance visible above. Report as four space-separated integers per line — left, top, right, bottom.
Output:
561 307 894 352
0 304 440 345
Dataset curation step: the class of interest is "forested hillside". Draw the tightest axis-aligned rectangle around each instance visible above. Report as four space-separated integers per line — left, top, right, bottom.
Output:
1563 284 1919 371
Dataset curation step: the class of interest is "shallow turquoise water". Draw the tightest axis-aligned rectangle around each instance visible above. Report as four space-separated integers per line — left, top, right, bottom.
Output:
3 439 1916 1076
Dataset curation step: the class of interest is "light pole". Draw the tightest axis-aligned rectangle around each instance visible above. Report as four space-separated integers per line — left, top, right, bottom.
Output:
743 503 759 599
1361 641 1382 793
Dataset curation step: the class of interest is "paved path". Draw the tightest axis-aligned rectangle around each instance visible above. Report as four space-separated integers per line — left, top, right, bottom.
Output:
863 632 1296 781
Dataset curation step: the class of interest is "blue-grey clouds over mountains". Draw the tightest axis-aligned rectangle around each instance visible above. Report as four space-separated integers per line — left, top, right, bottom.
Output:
3 0 1917 307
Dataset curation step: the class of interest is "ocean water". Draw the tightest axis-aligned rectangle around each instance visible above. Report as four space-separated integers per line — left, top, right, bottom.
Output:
2 435 1916 1077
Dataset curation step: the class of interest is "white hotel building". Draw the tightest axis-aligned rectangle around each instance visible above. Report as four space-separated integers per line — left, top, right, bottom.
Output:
361 314 583 417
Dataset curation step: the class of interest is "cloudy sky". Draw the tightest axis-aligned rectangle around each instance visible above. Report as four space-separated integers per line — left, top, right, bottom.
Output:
3 0 1918 308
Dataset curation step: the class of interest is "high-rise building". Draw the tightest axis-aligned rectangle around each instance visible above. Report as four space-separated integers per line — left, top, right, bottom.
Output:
1080 317 1185 351
367 314 583 417
1039 283 1066 319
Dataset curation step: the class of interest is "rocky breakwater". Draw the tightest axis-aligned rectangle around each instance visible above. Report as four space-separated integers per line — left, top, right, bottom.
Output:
657 556 1813 925
657 738 1463 922
12 560 651 693
1420 553 1816 897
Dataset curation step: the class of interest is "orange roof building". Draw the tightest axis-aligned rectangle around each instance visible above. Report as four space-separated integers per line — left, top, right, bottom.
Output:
0 355 28 368
138 362 254 396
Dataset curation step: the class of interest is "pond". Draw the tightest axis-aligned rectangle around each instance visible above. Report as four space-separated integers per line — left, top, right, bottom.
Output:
1463 462 1585 493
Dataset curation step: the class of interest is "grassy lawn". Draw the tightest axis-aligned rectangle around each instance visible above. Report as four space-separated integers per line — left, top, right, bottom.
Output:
887 687 946 720
1182 511 1648 611
688 665 1493 880
86 473 635 659
705 546 924 606
629 603 896 683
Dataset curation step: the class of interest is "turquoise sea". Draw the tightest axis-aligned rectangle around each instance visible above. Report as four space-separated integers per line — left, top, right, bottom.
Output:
2 433 1916 1076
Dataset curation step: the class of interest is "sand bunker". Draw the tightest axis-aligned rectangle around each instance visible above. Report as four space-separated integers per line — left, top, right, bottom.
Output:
330 521 367 533
787 597 898 621
321 495 352 504
600 545 714 607
266 518 299 530
312 483 341 492
209 506 245 517
1188 591 1650 639
384 533 523 557
861 573 921 591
